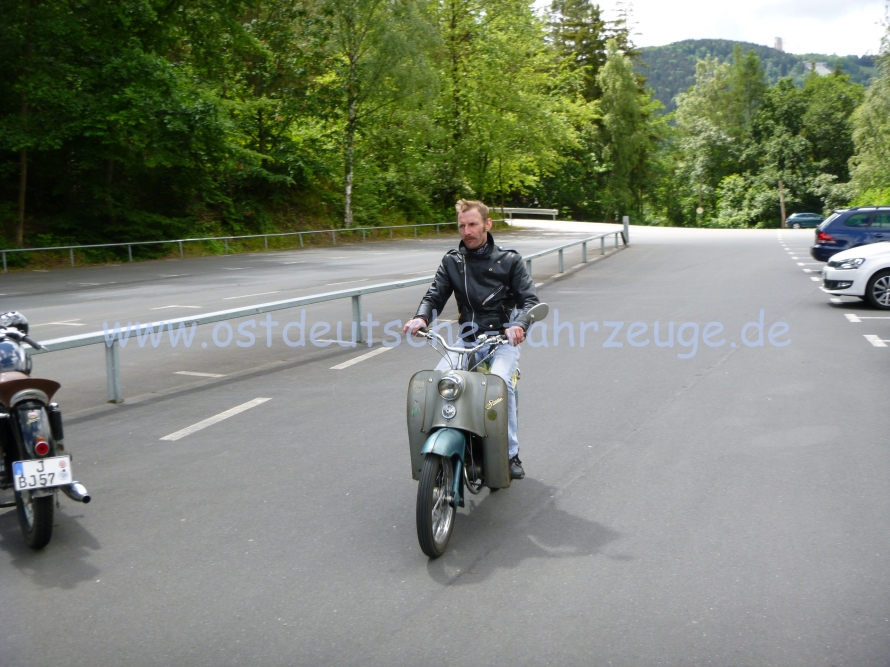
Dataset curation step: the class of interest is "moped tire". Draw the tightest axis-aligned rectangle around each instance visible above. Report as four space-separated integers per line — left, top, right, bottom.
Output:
15 489 53 550
416 454 455 558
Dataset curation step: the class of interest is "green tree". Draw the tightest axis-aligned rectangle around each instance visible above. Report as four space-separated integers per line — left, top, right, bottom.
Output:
850 29 890 205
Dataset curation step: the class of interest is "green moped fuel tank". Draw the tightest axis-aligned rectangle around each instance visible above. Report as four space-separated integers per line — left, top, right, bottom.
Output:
407 369 511 489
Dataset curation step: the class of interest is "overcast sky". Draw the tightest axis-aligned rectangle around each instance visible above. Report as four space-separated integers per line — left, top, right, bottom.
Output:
551 0 888 57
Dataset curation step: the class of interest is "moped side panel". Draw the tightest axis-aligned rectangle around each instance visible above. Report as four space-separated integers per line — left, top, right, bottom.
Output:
407 371 432 480
480 377 511 489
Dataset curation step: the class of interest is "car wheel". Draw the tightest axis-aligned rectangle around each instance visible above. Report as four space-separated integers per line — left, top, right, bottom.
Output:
791 223 801 229
865 270 890 309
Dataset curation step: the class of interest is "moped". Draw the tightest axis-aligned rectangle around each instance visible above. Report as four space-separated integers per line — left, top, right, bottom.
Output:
0 312 90 549
407 303 548 558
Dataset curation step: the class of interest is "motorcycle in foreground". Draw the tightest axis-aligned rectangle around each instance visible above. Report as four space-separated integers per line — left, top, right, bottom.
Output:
407 303 548 558
0 312 90 549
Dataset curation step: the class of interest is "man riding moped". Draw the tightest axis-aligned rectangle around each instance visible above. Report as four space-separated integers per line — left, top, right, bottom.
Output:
403 199 540 480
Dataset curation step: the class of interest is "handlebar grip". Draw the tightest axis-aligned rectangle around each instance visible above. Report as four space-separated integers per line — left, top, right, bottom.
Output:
22 335 45 351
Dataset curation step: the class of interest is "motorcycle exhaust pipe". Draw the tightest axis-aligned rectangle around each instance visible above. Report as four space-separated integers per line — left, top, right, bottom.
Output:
60 482 91 504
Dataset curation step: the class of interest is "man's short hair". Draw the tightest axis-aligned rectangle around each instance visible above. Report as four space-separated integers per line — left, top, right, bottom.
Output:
455 199 489 221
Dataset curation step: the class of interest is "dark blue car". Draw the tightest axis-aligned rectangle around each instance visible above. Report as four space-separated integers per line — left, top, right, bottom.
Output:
810 207 890 262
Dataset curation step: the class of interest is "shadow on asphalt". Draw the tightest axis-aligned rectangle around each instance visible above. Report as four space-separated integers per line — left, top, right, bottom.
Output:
425 477 626 585
0 499 100 589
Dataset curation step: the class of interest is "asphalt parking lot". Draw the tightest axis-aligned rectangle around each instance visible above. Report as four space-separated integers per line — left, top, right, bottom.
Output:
1 223 888 667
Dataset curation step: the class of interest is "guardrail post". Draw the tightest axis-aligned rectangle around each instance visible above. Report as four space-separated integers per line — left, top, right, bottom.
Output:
414 226 418 238
179 241 183 258
2 251 6 273
526 258 532 275
558 248 564 273
105 340 123 404
601 237 605 255
299 233 304 247
582 242 587 263
70 248 75 267
615 233 619 248
623 215 629 244
128 245 133 262
436 224 440 235
362 229 366 241
352 294 365 344
332 231 337 245
224 238 229 254
264 235 268 251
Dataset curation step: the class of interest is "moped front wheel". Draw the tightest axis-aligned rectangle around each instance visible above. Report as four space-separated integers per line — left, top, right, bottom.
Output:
416 454 455 558
15 489 54 550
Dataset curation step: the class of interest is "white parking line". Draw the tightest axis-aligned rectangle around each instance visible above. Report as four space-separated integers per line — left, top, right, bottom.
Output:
810 277 821 281
331 346 393 369
845 314 890 322
223 291 280 300
222 268 244 271
325 279 369 287
175 371 226 378
864 335 888 348
32 319 85 327
829 297 843 303
151 305 202 310
160 398 271 441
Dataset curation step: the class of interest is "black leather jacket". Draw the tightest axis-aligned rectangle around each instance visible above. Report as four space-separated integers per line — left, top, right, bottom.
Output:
414 233 539 340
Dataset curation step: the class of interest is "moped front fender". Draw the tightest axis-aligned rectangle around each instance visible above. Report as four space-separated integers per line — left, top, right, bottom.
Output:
421 428 466 508
420 428 467 460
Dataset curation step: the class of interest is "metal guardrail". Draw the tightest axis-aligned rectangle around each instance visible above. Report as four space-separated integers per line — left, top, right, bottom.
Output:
30 226 628 404
1 221 466 273
498 207 559 219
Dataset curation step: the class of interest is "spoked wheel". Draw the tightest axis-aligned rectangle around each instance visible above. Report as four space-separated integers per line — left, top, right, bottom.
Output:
15 489 54 550
866 270 890 310
416 454 455 558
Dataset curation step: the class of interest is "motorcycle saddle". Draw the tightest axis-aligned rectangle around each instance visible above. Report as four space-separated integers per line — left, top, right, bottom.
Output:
0 372 60 407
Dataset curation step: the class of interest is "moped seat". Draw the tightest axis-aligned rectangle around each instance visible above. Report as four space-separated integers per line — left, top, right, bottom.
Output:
0 372 60 407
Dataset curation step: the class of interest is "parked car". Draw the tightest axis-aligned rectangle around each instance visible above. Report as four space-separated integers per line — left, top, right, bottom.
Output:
786 212 824 228
821 241 890 308
810 207 890 262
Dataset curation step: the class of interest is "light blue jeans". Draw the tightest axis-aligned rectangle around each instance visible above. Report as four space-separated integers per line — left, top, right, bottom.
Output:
434 340 521 458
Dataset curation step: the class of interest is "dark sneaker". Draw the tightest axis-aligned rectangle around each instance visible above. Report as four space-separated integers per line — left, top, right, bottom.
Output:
509 456 525 480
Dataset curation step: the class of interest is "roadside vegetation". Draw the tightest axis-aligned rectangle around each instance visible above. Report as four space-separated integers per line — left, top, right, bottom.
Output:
1 0 889 261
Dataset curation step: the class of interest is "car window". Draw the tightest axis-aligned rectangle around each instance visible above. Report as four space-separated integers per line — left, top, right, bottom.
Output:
869 212 890 228
844 213 871 228
819 212 841 230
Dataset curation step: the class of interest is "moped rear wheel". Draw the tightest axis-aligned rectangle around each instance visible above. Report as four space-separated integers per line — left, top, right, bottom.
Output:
15 489 54 550
416 454 455 558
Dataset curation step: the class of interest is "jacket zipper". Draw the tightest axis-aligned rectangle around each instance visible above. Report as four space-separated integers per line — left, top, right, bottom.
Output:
482 285 504 305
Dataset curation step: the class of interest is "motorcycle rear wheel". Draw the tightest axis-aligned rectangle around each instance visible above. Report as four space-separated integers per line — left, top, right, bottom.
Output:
416 454 455 558
15 489 54 549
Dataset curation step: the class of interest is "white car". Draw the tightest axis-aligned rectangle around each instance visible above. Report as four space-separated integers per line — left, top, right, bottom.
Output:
821 241 890 308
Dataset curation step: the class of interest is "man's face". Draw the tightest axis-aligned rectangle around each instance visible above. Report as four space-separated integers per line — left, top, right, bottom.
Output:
458 209 492 250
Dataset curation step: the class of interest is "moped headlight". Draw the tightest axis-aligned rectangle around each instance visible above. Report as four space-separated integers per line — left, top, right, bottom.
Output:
437 374 464 400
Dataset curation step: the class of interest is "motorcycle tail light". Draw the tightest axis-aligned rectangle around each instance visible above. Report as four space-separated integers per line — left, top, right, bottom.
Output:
34 439 50 456
817 231 835 243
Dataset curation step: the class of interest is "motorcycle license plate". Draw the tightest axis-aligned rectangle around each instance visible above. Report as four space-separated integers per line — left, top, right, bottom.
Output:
12 456 73 491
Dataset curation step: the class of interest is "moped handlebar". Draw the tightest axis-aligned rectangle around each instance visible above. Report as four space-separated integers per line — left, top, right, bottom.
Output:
418 328 511 354
0 327 45 351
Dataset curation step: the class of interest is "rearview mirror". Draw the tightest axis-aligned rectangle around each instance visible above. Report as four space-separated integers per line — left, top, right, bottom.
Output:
526 303 549 323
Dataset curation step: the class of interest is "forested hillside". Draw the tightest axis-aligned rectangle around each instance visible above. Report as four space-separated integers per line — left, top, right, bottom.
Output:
641 39 876 111
1 0 889 260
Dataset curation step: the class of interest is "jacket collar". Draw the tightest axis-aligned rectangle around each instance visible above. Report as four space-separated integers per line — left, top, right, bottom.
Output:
459 232 495 259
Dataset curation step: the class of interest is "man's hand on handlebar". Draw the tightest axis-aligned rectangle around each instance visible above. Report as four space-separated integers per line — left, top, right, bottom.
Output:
403 317 428 336
506 325 525 346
